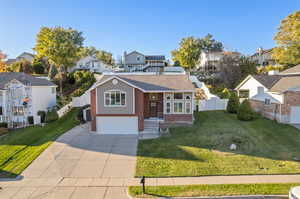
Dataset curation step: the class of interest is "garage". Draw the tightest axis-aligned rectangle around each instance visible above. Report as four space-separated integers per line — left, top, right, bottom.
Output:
96 116 138 134
290 106 300 124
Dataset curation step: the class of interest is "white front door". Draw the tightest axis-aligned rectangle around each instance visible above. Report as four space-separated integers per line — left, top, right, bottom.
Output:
96 116 138 134
290 106 300 124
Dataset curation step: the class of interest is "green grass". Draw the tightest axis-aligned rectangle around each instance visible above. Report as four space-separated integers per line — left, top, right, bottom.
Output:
136 111 300 177
129 183 299 198
0 109 79 178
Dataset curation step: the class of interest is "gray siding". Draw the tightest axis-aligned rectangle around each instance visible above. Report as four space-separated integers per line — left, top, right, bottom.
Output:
125 52 145 65
97 78 134 114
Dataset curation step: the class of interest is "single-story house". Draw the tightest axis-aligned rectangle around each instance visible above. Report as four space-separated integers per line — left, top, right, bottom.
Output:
235 64 300 124
89 74 196 134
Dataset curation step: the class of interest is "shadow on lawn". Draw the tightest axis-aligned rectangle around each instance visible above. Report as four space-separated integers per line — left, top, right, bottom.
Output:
137 111 300 164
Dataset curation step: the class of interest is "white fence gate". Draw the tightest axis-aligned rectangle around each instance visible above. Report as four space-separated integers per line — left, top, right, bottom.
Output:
197 98 228 111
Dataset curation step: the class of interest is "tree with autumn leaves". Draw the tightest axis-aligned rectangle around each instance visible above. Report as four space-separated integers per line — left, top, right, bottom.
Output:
0 50 7 72
272 10 300 67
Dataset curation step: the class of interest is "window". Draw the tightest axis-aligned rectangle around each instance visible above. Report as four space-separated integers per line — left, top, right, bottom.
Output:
12 106 24 116
185 102 191 113
185 93 192 100
137 56 140 61
239 90 249 98
264 98 271 105
166 102 171 113
0 107 2 115
174 102 183 113
166 93 173 100
51 87 56 94
104 90 126 107
174 93 183 100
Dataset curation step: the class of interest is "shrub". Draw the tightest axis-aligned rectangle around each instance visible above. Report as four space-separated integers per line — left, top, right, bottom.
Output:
0 122 8 128
220 88 231 99
37 111 46 123
227 92 240 113
32 62 45 74
0 128 8 136
27 116 34 125
237 100 255 121
45 110 59 123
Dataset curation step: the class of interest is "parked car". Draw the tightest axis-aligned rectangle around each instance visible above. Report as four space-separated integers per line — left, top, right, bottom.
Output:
290 186 300 199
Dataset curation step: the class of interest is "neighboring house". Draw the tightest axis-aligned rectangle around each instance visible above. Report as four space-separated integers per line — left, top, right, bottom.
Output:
123 51 168 72
68 56 113 73
5 52 35 65
196 51 241 73
235 64 300 124
89 74 195 134
249 47 276 68
0 72 57 127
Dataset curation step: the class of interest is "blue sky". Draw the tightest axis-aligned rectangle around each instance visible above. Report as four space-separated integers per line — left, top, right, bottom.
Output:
0 0 299 60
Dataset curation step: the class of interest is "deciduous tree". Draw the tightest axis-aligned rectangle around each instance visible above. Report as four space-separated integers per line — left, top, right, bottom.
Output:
79 46 114 65
35 26 84 95
272 10 300 67
0 50 7 72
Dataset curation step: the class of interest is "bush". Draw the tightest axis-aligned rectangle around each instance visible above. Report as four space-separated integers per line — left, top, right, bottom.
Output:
0 128 8 136
37 110 46 123
237 100 255 121
0 122 8 128
27 116 34 125
32 62 45 74
45 110 59 123
227 92 240 113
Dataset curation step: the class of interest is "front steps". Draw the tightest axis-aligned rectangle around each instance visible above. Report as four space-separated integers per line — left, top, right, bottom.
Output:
139 119 162 139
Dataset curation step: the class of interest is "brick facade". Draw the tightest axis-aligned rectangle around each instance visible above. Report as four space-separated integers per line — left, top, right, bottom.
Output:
135 88 144 131
164 114 193 122
250 90 300 123
90 88 97 131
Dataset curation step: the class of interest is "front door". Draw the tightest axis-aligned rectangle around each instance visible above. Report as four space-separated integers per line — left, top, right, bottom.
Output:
149 101 158 117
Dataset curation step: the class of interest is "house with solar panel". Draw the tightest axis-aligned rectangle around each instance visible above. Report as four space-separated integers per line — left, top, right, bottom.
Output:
123 51 168 72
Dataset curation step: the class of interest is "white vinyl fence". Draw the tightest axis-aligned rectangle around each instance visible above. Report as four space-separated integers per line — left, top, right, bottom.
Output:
196 98 228 111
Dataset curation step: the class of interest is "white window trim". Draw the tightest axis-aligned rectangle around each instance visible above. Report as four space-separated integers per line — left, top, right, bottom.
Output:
104 90 127 107
165 101 172 114
185 101 192 114
173 101 184 114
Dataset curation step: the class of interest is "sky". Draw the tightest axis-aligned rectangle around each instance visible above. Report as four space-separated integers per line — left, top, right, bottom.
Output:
0 0 299 60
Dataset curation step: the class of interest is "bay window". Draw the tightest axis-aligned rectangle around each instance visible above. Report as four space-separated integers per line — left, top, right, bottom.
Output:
165 92 192 114
104 90 126 107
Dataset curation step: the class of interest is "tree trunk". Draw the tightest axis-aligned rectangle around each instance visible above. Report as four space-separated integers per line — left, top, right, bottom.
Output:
59 66 64 97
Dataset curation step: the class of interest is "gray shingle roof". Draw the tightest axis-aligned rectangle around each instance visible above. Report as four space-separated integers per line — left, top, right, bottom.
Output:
0 72 56 89
98 74 196 92
252 75 282 89
280 64 300 75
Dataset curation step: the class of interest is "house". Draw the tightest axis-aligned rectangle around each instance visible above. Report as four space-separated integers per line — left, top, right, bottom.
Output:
123 51 168 72
0 72 57 127
89 73 195 134
249 47 276 68
196 51 241 73
6 52 35 65
68 55 113 73
235 64 300 124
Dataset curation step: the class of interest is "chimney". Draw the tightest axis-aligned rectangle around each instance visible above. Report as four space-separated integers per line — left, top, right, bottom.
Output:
257 86 264 95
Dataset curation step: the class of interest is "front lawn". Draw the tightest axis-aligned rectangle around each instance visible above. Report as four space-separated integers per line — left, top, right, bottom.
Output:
0 109 79 178
136 111 300 177
129 183 299 198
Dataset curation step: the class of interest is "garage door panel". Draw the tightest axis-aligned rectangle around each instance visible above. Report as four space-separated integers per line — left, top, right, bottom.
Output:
96 116 138 134
291 106 300 124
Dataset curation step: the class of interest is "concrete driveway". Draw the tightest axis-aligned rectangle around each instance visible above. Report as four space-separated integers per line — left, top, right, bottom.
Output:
0 123 139 199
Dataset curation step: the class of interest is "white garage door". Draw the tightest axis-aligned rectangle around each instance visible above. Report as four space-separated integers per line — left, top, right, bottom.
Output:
96 116 138 134
291 106 300 124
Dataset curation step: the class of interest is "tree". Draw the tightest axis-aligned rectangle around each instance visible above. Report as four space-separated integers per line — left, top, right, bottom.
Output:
173 60 181 66
9 60 33 73
239 56 257 80
78 46 114 65
219 54 242 89
171 34 223 70
32 58 46 74
272 10 300 67
35 26 84 95
227 92 240 114
237 99 255 121
0 50 7 72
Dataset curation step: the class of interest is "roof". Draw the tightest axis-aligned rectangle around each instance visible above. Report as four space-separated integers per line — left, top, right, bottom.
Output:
250 48 273 57
252 75 281 89
0 72 56 89
145 55 165 61
269 75 300 92
95 74 196 92
280 64 300 75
